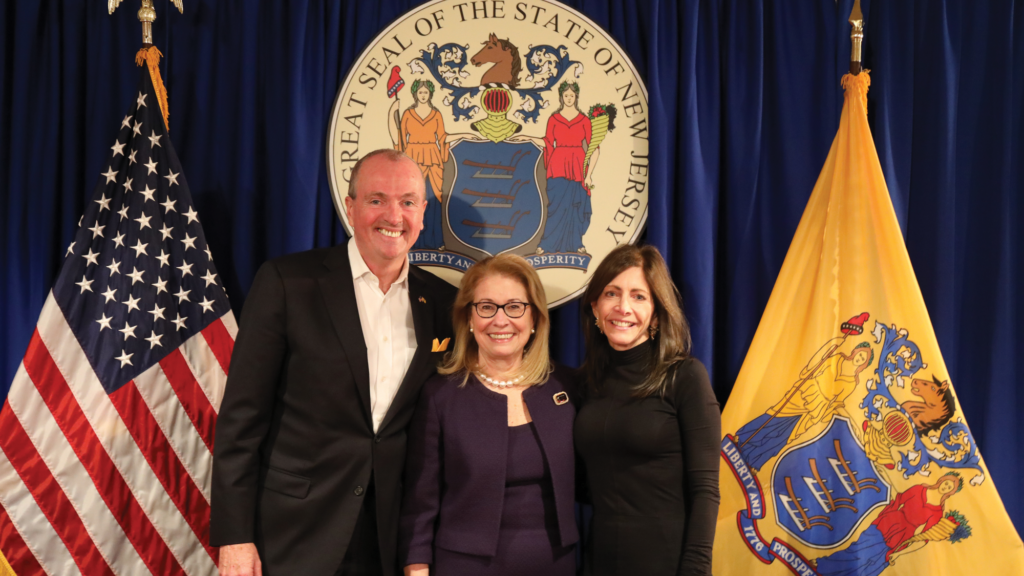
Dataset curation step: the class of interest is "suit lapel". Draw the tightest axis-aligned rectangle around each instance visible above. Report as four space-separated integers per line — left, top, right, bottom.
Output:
524 386 557 457
378 267 435 432
523 382 573 540
318 246 373 427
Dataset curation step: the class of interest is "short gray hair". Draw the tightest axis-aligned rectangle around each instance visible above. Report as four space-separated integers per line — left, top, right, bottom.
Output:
348 149 418 198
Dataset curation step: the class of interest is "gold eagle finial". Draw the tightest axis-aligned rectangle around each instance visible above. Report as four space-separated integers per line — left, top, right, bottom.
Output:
108 0 183 45
108 0 183 15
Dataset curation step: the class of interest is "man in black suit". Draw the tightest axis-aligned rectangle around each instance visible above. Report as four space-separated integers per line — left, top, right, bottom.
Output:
211 150 457 576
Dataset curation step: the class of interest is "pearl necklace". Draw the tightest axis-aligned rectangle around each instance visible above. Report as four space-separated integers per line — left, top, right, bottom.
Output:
476 371 524 388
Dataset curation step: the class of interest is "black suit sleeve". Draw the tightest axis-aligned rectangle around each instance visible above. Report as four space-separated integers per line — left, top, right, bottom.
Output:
673 359 721 575
398 380 444 567
210 260 288 546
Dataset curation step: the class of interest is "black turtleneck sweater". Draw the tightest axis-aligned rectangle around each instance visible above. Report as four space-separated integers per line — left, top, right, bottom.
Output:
574 340 721 576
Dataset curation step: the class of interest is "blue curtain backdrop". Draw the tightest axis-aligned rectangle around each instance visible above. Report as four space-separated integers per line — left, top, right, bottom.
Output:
2 0 1022 532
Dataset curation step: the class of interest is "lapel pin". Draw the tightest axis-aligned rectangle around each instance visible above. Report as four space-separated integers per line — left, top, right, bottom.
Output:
553 391 569 406
418 296 427 304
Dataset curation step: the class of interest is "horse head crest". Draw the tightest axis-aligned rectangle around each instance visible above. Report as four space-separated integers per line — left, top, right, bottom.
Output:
471 33 522 88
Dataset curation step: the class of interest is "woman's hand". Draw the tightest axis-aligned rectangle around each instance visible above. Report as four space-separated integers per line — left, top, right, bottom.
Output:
388 99 402 148
585 147 600 190
404 563 430 576
507 134 544 146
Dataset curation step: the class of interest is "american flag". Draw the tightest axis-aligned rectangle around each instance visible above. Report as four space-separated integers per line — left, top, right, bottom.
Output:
0 65 233 575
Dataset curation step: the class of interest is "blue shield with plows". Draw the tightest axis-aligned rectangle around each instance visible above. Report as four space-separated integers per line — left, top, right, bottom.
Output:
771 416 892 549
445 141 544 256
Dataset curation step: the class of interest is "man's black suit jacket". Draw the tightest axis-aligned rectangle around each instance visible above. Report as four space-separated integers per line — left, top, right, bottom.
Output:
210 244 457 576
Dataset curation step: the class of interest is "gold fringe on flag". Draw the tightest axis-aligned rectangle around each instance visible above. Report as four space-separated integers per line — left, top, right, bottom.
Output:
135 46 169 131
840 70 871 115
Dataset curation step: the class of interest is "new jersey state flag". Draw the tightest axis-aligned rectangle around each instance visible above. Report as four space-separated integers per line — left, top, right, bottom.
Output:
713 72 1024 576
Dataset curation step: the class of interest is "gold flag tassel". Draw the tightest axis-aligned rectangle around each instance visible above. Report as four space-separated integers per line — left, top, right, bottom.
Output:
135 46 170 131
840 71 871 116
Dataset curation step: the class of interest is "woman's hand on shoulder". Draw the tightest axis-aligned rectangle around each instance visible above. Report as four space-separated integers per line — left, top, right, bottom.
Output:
404 564 429 576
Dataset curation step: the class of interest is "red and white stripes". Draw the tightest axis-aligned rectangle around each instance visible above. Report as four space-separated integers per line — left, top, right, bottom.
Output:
0 293 234 575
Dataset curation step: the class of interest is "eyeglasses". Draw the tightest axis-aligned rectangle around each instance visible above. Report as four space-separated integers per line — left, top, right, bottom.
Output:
471 301 530 318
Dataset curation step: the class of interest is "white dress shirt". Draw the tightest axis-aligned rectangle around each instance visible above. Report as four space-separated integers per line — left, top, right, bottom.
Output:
348 238 418 432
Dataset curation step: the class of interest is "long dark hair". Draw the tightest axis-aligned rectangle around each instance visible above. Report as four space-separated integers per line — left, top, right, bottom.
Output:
581 244 692 398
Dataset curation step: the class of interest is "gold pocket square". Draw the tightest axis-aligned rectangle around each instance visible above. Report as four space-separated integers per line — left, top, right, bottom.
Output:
431 337 450 352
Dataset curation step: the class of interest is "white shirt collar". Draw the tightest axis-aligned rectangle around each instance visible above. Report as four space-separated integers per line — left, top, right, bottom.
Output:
347 237 410 289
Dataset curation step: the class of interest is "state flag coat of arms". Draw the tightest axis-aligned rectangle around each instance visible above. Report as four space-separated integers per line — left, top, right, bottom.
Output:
713 72 1024 575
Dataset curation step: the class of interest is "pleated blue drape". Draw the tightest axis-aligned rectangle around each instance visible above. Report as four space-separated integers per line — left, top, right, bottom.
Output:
3 0 1022 531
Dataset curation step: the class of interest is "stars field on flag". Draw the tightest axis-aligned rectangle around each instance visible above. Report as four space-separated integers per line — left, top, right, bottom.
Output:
55 79 230 395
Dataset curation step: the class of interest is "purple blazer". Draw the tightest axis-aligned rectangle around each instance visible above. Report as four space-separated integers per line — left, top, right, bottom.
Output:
399 369 579 565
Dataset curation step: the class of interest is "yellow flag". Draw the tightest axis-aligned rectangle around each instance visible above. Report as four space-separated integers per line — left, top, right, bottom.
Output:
713 72 1024 576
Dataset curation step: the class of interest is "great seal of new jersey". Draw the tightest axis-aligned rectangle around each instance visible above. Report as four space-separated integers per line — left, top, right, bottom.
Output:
328 0 650 307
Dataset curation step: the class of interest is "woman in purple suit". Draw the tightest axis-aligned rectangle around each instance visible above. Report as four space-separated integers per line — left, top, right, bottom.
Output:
399 254 578 576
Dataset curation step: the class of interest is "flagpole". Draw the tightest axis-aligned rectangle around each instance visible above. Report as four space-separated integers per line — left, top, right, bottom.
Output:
138 0 156 46
109 1 182 130
849 0 864 75
107 0 184 47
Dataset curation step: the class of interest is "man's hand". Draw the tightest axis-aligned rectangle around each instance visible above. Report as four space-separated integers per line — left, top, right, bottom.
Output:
404 563 429 576
219 543 262 576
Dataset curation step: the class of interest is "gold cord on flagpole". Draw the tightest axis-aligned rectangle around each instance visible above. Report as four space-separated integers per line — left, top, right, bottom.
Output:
849 0 864 75
108 1 182 131
136 47 171 131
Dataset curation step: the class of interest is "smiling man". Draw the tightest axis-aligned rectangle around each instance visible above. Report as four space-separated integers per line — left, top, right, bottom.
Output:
211 150 457 576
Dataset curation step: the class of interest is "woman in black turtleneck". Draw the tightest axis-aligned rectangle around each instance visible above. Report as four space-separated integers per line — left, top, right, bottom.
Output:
574 244 721 576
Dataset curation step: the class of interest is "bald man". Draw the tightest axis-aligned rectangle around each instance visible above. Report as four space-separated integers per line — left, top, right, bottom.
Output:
211 150 457 576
